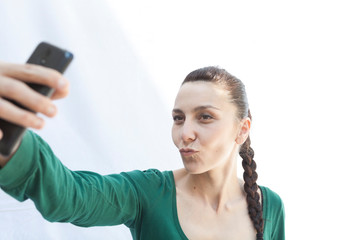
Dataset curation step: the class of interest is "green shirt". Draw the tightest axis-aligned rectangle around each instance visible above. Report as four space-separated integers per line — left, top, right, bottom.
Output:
0 131 285 239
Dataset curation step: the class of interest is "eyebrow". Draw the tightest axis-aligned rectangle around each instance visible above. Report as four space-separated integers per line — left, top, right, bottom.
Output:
172 105 220 113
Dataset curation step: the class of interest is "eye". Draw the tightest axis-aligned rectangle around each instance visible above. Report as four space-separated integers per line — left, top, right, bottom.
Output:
199 114 213 121
173 115 184 124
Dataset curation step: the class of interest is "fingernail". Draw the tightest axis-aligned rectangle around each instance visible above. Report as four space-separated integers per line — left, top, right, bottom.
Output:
47 105 56 116
57 77 67 89
35 119 44 128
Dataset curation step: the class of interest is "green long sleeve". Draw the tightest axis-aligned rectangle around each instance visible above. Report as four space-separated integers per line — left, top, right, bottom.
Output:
0 131 138 227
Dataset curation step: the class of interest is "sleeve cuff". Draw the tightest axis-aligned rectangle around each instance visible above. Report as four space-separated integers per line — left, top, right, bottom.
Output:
0 130 37 189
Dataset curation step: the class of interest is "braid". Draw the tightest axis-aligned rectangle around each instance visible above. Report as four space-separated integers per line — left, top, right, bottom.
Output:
240 135 264 240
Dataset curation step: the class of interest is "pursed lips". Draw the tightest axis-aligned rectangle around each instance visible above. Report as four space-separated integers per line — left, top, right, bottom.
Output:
179 148 199 156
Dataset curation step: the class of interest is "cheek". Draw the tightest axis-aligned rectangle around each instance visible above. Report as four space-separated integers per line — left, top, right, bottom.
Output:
202 125 236 149
199 128 223 150
171 125 179 146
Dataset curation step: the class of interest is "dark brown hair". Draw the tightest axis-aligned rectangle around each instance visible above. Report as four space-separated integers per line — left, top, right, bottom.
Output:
182 66 264 240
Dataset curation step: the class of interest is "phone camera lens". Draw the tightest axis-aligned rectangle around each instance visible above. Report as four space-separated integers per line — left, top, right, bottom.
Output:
40 59 46 65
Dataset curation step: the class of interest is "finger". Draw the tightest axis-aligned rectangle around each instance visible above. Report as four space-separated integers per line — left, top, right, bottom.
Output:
0 76 58 117
0 98 45 129
0 129 3 140
0 62 68 92
51 79 70 100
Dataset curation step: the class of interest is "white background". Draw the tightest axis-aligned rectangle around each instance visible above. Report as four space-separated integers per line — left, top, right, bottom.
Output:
0 0 359 239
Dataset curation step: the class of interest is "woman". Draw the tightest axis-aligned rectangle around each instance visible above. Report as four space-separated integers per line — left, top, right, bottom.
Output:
0 62 284 240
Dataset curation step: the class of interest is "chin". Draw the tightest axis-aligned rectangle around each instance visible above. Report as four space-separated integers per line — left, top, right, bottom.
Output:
183 162 208 175
181 154 211 174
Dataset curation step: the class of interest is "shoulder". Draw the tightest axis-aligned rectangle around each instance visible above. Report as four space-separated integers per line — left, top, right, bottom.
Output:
260 186 283 206
121 169 175 190
123 168 172 180
259 186 285 239
121 169 175 212
259 185 285 219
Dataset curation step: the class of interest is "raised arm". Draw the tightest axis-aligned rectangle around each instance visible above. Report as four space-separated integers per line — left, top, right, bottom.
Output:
0 61 140 227
0 130 139 227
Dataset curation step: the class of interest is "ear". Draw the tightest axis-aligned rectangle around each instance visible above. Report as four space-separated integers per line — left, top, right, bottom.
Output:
235 117 251 145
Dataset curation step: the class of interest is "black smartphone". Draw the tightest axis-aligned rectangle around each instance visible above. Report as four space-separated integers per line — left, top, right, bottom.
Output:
0 42 73 157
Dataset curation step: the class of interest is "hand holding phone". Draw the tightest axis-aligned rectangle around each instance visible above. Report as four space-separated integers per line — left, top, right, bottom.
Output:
0 42 73 157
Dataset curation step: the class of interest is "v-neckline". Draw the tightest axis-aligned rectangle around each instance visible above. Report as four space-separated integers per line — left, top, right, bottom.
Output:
168 170 266 240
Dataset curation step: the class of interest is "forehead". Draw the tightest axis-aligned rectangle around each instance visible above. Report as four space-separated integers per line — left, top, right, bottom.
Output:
173 81 232 109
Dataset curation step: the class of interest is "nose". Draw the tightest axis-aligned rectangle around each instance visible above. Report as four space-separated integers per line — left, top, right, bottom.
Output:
180 120 196 143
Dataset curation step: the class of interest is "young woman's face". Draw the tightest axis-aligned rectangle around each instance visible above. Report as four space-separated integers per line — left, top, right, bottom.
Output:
172 81 246 174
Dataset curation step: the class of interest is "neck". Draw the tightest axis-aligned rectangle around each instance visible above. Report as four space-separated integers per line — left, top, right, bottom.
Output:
184 156 244 213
